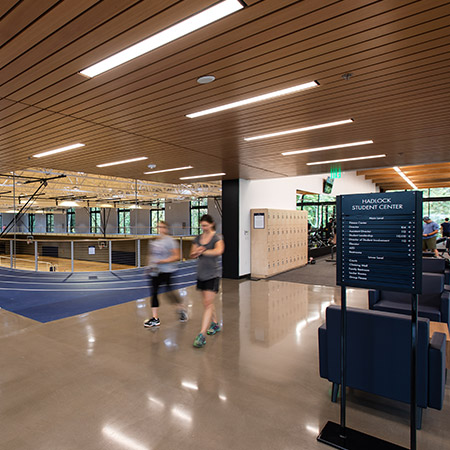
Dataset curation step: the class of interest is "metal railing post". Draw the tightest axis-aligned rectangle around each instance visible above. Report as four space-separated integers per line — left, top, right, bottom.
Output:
137 239 141 268
71 241 74 273
179 236 183 261
35 240 38 271
109 240 112 271
10 239 13 268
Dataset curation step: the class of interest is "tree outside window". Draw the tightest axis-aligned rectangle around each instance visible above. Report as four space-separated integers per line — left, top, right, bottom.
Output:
150 201 165 234
28 213 35 233
118 208 131 234
190 198 208 235
90 207 101 234
67 208 75 233
46 213 54 233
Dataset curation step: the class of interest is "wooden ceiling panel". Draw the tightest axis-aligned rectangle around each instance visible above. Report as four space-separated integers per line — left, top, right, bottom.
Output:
1 0 450 187
0 0 60 47
57 0 431 123
31 0 330 112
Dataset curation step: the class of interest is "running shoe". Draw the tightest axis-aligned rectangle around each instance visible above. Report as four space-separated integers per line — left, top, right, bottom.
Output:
207 322 221 335
144 317 160 328
193 333 206 348
179 310 188 322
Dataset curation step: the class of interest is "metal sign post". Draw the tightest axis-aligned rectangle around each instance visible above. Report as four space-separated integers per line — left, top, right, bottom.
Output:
318 191 422 450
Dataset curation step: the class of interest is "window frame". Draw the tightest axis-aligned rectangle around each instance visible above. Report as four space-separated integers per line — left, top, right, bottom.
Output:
45 213 54 233
150 201 165 234
190 198 208 235
118 208 131 234
90 207 101 234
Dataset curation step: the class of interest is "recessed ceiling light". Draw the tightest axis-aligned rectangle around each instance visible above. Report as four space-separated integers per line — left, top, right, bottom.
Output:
97 157 148 168
144 166 193 175
80 0 244 78
282 140 373 156
197 75 216 84
180 173 226 180
186 81 319 118
393 166 418 189
244 119 353 141
99 203 114 208
306 154 386 166
33 143 85 158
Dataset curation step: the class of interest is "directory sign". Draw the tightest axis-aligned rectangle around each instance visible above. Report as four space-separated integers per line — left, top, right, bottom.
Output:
337 191 422 293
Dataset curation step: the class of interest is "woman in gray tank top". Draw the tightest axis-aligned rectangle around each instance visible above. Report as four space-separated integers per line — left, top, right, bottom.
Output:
190 214 225 348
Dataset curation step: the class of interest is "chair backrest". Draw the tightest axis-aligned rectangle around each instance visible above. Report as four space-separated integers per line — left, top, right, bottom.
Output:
380 273 444 305
423 257 445 274
325 305 429 407
421 273 445 306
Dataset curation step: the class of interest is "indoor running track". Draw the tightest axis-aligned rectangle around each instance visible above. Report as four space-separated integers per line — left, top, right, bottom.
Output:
0 261 197 323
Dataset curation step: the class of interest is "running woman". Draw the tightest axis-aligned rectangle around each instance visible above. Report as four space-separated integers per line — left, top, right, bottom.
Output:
190 214 225 348
144 221 188 328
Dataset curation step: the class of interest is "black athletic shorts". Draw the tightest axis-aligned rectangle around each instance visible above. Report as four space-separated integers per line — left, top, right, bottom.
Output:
197 277 220 293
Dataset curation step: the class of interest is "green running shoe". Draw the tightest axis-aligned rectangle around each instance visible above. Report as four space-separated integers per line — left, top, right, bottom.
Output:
193 333 206 348
207 322 221 335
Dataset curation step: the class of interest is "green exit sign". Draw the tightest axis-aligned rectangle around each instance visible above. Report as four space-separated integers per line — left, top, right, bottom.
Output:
330 166 341 179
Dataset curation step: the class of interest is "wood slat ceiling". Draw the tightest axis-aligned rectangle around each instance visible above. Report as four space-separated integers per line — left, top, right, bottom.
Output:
358 162 450 190
1 0 450 186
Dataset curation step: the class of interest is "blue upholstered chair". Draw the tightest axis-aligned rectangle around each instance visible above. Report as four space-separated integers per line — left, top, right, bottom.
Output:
368 273 450 328
318 305 446 429
422 257 450 284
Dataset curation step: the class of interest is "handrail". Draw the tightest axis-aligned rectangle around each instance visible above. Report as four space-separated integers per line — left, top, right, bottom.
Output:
0 255 52 270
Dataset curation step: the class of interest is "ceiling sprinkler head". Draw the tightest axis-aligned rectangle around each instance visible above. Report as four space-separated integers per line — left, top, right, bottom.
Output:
342 73 353 81
147 164 156 169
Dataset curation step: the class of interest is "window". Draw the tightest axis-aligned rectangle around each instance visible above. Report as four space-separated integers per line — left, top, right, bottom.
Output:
67 208 75 233
150 201 165 234
46 213 54 232
118 208 131 234
190 198 208 235
28 214 35 233
296 194 336 230
90 207 101 234
387 188 450 224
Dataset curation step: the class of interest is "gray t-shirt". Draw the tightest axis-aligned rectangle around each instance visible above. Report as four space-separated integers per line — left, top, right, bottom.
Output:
194 233 223 281
149 235 178 273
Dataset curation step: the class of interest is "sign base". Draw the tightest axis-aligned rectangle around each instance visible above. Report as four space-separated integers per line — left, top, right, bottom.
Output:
317 421 408 450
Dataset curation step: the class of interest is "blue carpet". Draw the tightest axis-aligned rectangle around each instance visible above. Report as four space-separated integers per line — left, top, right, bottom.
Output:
0 261 197 323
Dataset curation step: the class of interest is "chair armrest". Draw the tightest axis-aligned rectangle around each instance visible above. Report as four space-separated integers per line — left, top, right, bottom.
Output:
428 332 446 410
440 291 450 327
318 323 328 379
444 269 450 285
368 290 380 309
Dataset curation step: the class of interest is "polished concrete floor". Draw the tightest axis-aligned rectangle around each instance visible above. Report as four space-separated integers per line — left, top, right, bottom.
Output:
0 279 449 450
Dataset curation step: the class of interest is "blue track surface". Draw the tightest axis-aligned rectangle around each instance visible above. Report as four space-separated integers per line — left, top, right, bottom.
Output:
0 261 197 323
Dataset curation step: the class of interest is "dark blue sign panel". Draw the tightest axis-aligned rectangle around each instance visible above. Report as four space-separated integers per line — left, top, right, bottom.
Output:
337 191 422 293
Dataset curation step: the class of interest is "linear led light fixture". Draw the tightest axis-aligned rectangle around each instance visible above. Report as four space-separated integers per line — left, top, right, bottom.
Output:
187 81 319 118
180 172 226 180
244 119 353 141
144 165 193 175
59 200 80 207
80 0 244 78
97 157 148 168
306 154 386 166
393 166 418 189
282 140 373 156
33 143 85 158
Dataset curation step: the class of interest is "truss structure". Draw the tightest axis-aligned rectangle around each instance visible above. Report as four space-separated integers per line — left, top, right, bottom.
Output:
0 168 222 211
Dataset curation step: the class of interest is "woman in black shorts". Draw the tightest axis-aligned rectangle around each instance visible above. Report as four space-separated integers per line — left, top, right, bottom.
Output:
190 214 225 348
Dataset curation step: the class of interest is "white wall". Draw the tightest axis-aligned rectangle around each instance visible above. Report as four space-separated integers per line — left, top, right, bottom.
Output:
239 171 378 276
